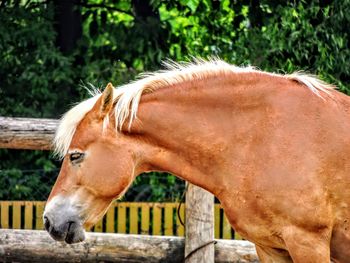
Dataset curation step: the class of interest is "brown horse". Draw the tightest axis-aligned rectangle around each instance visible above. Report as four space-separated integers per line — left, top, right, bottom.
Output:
43 60 350 262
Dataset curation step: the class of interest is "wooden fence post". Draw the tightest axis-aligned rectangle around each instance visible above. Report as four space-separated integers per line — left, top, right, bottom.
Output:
185 183 214 263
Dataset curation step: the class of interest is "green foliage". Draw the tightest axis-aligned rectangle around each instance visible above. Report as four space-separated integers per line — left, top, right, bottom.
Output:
0 3 74 118
77 0 166 84
157 0 349 92
0 149 59 200
0 0 349 200
159 0 238 59
124 172 185 202
233 1 350 93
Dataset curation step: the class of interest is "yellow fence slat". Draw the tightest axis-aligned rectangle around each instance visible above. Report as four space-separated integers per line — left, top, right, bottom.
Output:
152 204 162 235
222 213 232 239
24 202 33 229
12 202 22 229
35 202 45 230
214 204 220 239
141 203 150 235
129 204 138 234
117 203 126 233
106 205 115 233
176 203 185 237
235 231 243 240
94 218 103 232
1 201 9 229
164 203 173 236
0 201 239 240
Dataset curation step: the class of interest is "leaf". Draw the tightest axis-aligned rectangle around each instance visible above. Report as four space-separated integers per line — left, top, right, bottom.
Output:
185 0 200 13
82 10 92 21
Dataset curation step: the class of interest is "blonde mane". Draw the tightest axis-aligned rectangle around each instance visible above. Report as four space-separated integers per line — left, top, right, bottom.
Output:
54 59 335 159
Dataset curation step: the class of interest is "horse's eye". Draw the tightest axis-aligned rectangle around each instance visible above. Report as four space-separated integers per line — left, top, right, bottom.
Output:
69 152 84 163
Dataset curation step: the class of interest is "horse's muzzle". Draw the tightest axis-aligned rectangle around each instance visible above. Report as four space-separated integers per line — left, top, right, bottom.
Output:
44 215 85 244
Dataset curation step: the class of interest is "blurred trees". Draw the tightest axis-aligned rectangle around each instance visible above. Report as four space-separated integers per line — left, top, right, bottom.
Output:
0 0 349 200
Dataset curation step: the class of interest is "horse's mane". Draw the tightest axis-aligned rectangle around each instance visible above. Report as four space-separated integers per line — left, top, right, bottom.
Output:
54 59 335 159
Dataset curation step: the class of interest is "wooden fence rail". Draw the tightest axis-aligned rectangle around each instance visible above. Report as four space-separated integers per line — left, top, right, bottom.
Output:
0 117 58 150
0 201 241 240
0 229 258 263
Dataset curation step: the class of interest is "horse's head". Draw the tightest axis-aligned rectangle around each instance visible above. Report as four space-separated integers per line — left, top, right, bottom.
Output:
43 84 142 243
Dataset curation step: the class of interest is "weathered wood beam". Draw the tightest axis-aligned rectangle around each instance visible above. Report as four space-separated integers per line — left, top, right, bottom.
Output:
0 230 258 263
185 184 214 263
0 117 58 150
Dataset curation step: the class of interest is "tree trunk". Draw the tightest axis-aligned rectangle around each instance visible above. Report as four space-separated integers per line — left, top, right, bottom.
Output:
53 0 82 54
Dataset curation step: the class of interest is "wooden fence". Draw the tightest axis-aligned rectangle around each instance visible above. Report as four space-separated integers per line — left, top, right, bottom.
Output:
0 201 241 240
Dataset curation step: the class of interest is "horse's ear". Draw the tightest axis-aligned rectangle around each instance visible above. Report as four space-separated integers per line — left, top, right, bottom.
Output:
98 82 114 119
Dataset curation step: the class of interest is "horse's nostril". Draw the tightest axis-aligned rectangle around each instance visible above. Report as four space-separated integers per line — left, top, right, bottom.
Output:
67 221 74 232
44 216 50 231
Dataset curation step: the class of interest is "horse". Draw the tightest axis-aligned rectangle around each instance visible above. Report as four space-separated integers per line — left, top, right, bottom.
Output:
43 59 350 262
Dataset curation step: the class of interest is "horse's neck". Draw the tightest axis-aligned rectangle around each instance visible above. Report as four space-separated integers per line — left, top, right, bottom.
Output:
130 74 274 196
